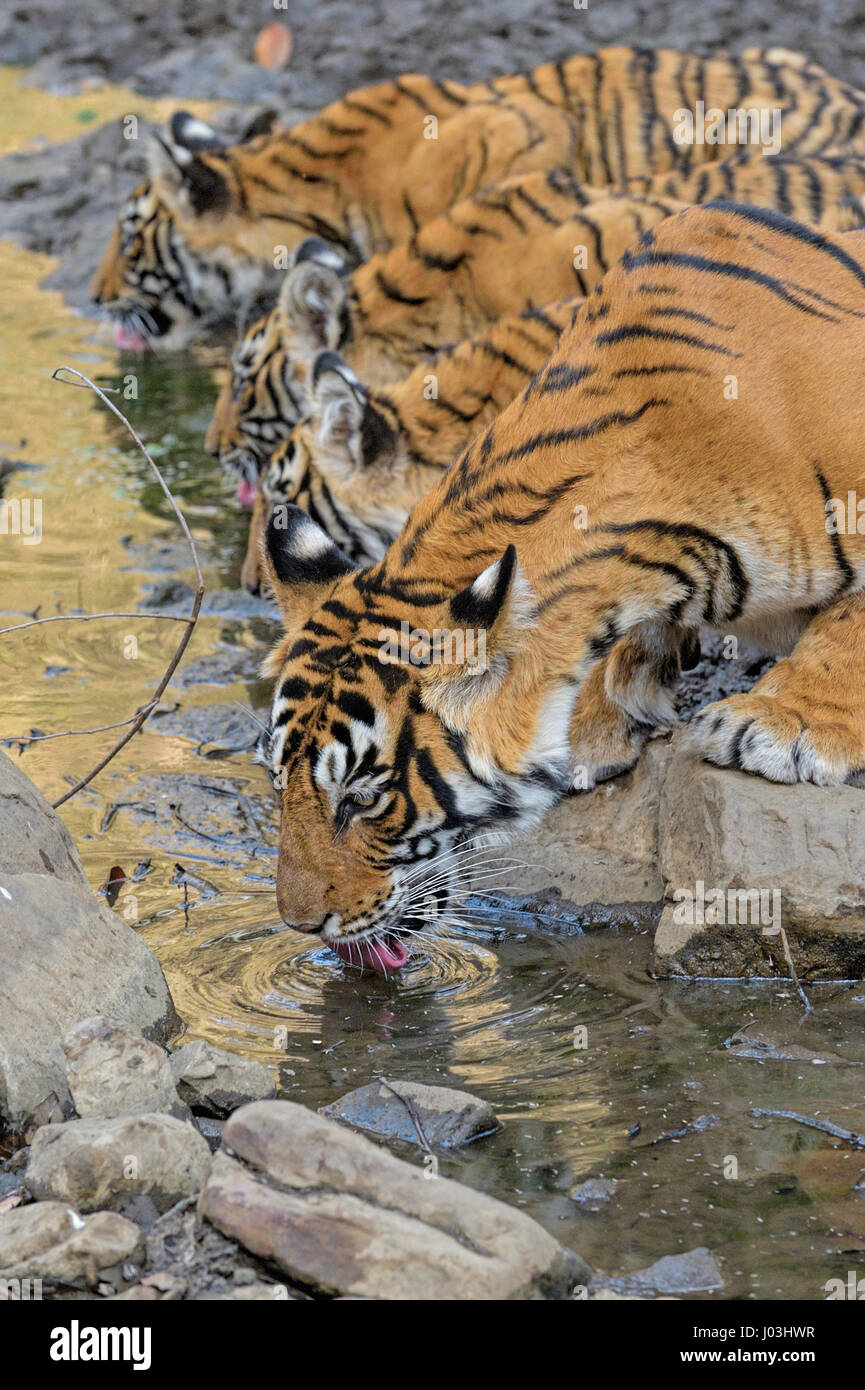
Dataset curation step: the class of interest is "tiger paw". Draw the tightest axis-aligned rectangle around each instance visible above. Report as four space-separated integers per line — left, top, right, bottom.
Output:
568 662 668 791
686 687 865 786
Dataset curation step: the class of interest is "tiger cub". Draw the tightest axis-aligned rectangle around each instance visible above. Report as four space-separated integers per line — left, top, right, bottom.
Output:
92 47 865 348
205 174 687 477
238 300 580 590
257 203 865 966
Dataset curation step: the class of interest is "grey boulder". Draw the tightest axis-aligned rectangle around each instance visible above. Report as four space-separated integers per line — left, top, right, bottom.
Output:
0 752 177 1129
64 1017 184 1120
0 1200 142 1288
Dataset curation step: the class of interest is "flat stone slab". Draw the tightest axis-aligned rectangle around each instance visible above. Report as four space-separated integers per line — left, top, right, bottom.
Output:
506 740 669 928
170 1040 276 1117
200 1100 588 1299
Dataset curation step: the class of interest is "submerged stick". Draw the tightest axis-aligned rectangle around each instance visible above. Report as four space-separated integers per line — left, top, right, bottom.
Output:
751 1107 865 1148
11 366 205 808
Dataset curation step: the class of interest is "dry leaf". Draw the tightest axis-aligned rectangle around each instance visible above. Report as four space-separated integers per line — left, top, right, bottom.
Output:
0 1194 22 1214
253 21 293 70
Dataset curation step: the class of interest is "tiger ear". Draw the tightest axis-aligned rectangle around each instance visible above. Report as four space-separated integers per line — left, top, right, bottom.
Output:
148 112 231 217
420 546 536 728
261 503 357 630
240 108 281 142
278 259 347 357
307 352 367 476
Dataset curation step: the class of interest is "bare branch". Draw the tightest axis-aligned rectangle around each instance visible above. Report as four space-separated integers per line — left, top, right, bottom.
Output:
6 703 160 744
0 611 189 637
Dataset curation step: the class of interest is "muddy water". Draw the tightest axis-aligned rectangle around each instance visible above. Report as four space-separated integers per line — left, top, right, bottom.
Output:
3 179 865 1303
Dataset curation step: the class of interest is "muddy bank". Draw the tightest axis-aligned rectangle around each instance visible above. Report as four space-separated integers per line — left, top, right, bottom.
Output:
5 0 865 106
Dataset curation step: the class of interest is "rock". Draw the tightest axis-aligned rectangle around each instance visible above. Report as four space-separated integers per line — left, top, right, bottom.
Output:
621 1247 724 1295
504 740 670 928
569 1178 618 1211
170 1040 275 1118
200 1100 588 1300
322 1078 498 1150
0 752 177 1129
64 1017 184 1120
25 1113 212 1214
655 745 865 979
0 1201 142 1288
194 1116 226 1151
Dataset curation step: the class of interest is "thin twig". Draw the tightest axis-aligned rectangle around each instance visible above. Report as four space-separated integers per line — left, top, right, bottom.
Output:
0 611 189 636
6 704 159 744
41 367 204 808
52 367 203 588
777 925 812 1014
378 1078 435 1156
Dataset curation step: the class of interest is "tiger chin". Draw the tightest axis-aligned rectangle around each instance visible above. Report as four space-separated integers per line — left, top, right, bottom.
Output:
258 202 865 976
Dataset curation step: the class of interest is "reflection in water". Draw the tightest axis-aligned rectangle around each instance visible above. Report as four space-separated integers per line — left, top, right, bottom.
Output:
3 239 865 1301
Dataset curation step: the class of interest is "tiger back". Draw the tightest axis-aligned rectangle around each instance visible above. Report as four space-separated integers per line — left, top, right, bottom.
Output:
92 46 865 348
206 147 865 479
206 173 687 475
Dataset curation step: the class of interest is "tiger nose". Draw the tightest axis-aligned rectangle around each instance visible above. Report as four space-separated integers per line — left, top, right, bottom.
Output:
291 918 327 934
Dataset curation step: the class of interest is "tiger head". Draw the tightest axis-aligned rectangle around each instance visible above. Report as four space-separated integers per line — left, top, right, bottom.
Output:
91 111 298 351
204 242 353 488
258 352 408 566
259 504 555 973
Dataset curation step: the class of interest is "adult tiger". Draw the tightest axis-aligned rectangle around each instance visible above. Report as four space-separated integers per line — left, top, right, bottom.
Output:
257 203 865 971
92 46 865 348
206 150 865 485
238 300 580 590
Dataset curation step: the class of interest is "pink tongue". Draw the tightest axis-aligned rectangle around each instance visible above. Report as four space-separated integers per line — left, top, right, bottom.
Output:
236 478 258 508
114 322 149 351
329 933 410 973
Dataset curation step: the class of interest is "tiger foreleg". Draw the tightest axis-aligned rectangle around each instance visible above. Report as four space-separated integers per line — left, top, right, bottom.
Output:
568 625 698 789
686 593 865 785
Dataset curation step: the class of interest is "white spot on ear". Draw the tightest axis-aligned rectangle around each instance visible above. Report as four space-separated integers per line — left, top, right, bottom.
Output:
316 246 348 272
471 561 500 600
180 116 216 141
291 516 332 560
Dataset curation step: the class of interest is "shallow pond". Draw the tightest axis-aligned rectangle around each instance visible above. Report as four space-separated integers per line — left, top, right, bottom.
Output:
3 147 865 1303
